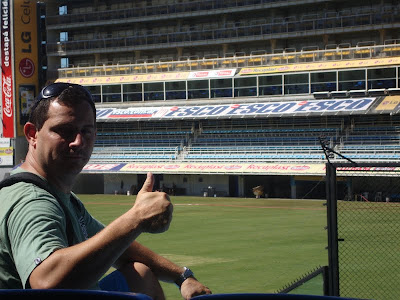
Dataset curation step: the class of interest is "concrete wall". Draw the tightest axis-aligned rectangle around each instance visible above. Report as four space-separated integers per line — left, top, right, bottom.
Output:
73 173 331 199
100 173 231 196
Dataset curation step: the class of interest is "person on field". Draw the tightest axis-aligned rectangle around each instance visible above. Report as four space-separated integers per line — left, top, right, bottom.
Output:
0 83 211 300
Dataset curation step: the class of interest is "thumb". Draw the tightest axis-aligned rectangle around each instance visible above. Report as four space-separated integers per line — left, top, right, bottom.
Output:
138 172 154 194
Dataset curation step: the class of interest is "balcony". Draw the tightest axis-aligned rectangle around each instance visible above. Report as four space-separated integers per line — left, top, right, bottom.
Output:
48 6 400 57
57 40 400 79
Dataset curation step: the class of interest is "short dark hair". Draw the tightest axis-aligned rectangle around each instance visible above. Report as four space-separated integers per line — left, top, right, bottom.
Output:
29 83 96 130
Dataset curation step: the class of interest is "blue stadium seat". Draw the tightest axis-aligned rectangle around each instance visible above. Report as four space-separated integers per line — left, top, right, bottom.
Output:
0 289 151 300
192 293 350 299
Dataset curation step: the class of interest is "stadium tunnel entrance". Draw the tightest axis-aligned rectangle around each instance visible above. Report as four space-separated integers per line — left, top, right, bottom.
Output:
243 175 330 199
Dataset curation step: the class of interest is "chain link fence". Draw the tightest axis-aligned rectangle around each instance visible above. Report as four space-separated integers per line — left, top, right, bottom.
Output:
326 163 400 300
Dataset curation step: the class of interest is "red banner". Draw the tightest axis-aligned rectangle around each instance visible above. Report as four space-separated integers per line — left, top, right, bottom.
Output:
1 0 15 138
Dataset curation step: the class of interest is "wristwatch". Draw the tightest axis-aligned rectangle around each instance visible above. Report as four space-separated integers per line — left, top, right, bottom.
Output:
175 267 194 288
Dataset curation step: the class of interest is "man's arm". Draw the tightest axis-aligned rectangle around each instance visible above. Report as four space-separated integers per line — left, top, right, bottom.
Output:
29 172 172 289
116 241 212 300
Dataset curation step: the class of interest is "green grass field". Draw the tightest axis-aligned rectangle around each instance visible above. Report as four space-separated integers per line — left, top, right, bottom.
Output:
78 195 328 299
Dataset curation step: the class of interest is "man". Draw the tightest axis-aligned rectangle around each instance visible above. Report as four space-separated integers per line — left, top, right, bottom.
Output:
0 83 211 299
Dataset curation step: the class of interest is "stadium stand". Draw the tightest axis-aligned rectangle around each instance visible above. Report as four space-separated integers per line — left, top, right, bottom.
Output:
26 5 400 300
90 115 400 164
43 0 400 199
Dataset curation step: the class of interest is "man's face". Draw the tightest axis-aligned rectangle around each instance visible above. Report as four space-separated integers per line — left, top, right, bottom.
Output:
34 99 96 178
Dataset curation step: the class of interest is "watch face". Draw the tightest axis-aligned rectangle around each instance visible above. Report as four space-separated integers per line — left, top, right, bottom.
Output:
175 267 194 288
183 268 194 278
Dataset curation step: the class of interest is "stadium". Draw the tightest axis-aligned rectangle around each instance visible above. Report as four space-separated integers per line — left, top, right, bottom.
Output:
1 0 400 299
41 0 400 201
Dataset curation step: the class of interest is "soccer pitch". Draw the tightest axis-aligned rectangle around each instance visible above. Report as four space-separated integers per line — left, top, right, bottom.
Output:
79 195 328 298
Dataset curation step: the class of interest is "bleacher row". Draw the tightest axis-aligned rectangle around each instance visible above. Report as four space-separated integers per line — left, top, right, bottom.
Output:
89 122 400 163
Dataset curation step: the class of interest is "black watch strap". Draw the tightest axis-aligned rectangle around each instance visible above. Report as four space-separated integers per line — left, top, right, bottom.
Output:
175 267 194 288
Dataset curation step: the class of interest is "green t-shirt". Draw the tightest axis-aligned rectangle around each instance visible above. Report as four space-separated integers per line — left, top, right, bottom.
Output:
0 169 104 289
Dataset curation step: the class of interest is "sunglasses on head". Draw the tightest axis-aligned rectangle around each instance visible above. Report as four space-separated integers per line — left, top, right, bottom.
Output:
37 82 94 102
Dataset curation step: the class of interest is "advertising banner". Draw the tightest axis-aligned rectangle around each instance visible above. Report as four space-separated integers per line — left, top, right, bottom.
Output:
1 0 15 138
83 162 327 175
56 69 238 85
239 56 400 76
0 147 14 165
13 0 39 136
0 138 11 147
82 162 400 176
56 71 190 85
188 69 237 79
375 96 400 112
96 98 376 121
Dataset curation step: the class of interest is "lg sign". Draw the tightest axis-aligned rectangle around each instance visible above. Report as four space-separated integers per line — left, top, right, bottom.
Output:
19 1 35 78
19 58 35 78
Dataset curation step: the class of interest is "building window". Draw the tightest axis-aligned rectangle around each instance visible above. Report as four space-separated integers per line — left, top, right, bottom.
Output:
123 83 143 102
311 72 336 92
166 81 186 100
338 70 366 91
102 85 122 102
210 78 232 98
284 73 309 94
60 32 68 42
234 77 257 97
60 57 69 68
144 82 164 100
188 80 209 99
59 5 67 15
86 86 101 103
367 68 396 89
258 75 282 95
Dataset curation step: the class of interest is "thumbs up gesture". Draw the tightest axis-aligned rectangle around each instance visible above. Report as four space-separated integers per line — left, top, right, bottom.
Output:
133 172 173 233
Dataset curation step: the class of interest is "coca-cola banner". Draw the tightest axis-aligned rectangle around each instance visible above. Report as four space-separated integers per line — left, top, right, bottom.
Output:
1 0 15 138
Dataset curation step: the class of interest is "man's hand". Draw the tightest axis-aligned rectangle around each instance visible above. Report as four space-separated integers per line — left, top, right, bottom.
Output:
180 277 212 300
133 172 173 233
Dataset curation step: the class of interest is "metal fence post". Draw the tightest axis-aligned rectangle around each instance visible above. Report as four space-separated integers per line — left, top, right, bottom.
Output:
326 163 339 296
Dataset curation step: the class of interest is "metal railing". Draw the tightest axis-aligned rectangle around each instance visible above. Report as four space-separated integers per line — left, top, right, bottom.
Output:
57 41 400 79
49 5 400 58
46 0 324 26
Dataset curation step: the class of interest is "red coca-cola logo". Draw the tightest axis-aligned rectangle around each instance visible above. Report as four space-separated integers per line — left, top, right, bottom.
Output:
2 75 13 118
19 58 35 78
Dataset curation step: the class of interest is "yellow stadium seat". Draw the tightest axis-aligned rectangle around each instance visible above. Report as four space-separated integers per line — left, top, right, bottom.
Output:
355 49 374 56
383 46 400 54
323 52 336 57
117 67 129 72
299 53 315 59
158 64 171 69
201 61 215 66
271 56 281 61
249 57 262 63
